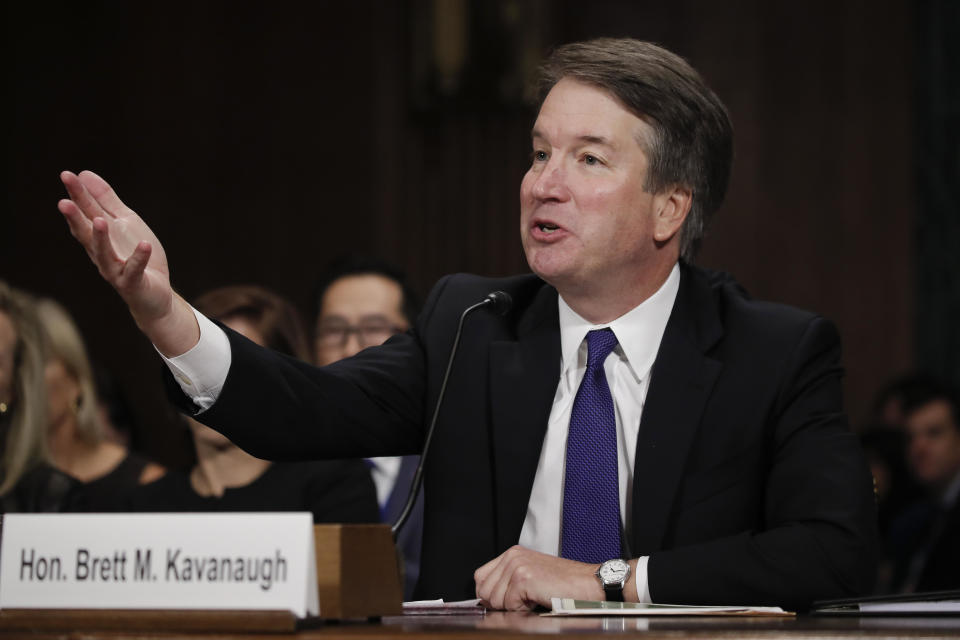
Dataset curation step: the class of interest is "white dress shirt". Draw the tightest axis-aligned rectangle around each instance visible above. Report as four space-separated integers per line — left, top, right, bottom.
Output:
518 263 679 602
161 263 680 602
367 456 403 508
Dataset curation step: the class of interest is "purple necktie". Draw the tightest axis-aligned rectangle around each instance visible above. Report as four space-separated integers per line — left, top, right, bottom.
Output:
561 328 621 563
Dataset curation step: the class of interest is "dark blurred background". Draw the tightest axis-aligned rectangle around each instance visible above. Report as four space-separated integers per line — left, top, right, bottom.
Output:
5 0 958 467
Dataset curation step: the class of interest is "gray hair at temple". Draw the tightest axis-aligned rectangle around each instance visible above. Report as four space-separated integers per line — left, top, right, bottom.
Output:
536 38 734 262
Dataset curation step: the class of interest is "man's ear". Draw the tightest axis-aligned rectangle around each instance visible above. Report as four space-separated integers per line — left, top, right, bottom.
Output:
652 185 692 243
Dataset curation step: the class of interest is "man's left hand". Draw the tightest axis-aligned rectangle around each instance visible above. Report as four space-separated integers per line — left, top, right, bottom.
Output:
474 546 603 610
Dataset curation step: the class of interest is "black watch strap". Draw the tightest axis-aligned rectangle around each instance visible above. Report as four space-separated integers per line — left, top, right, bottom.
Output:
603 582 625 602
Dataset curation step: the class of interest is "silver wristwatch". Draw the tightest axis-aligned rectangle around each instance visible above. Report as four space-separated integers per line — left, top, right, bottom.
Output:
596 558 631 602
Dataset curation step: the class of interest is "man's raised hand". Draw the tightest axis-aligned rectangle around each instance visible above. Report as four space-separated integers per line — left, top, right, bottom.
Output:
58 170 199 356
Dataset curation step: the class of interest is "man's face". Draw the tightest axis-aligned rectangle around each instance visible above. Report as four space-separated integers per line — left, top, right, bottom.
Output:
520 77 673 300
905 398 960 489
315 274 409 366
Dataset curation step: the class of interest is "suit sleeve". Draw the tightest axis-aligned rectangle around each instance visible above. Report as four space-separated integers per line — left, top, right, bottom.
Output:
162 275 458 462
302 460 381 524
647 316 878 611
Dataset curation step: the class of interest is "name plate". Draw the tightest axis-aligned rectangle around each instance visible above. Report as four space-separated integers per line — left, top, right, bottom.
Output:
0 513 318 618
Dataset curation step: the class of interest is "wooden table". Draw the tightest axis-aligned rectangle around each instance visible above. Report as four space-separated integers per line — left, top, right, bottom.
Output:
3 610 960 639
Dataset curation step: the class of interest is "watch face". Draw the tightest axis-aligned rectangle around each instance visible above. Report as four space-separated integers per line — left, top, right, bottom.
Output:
599 559 629 583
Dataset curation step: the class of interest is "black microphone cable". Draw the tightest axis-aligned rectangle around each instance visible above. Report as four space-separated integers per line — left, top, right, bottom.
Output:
391 291 512 538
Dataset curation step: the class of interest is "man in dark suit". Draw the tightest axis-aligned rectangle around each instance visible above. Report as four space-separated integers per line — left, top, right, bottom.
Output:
887 380 960 592
57 38 876 611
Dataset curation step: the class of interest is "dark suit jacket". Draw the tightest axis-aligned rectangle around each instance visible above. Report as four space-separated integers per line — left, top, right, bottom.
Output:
915 497 960 591
887 491 960 592
173 263 877 610
382 454 423 600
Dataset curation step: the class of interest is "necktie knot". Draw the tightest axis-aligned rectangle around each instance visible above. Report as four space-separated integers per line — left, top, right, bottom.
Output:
586 328 618 369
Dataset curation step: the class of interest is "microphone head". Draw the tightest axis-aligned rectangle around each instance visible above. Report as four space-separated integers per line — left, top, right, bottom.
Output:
484 291 513 316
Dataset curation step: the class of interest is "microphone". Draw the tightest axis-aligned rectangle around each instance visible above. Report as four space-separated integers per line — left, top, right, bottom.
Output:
391 291 513 537
483 290 513 316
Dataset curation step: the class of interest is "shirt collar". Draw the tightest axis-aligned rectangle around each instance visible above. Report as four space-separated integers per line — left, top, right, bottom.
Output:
557 263 681 380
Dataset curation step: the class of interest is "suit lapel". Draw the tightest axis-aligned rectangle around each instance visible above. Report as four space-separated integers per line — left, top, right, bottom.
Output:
630 264 723 555
489 284 561 551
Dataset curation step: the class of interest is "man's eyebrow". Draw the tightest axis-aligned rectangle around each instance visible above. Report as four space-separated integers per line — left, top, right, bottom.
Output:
578 134 615 148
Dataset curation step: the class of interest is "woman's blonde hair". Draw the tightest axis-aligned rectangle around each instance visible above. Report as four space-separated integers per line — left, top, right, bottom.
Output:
34 299 103 445
0 282 50 495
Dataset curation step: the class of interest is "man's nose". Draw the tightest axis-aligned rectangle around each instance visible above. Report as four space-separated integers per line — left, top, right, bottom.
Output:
342 331 365 359
531 159 569 202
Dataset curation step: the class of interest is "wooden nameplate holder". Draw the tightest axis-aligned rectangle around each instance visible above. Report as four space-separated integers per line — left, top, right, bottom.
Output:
313 523 403 620
0 523 403 634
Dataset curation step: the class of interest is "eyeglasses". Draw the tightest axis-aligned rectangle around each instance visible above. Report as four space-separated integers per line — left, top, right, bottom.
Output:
316 321 405 349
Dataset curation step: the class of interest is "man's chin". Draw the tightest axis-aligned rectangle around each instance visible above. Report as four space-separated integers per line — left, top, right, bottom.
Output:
525 253 574 288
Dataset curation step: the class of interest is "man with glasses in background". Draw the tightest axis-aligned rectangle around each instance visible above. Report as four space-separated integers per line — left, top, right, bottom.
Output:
313 256 423 600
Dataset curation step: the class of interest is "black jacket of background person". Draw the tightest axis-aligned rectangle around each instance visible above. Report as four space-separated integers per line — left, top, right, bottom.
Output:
167 262 878 611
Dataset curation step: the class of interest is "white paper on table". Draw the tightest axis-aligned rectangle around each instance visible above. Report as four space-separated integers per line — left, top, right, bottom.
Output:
546 598 792 617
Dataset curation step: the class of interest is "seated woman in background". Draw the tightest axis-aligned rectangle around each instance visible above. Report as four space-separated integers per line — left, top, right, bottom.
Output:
35 298 165 510
132 285 379 523
0 281 76 511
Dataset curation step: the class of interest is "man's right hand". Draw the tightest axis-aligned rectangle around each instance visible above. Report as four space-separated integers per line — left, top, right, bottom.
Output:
58 170 199 357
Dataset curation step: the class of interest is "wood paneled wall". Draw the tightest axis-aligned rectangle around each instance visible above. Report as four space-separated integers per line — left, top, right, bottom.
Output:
4 0 914 464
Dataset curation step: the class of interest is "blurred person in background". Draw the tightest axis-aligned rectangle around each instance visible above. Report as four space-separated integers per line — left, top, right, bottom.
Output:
35 298 165 510
92 363 139 449
871 373 944 430
885 378 960 593
133 285 379 523
0 281 77 511
314 256 423 599
860 425 921 536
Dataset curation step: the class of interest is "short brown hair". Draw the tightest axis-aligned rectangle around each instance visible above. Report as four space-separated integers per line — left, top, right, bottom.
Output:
193 286 310 361
537 38 734 261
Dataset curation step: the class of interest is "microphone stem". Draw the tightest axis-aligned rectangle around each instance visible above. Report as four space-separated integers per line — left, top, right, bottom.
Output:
391 298 489 538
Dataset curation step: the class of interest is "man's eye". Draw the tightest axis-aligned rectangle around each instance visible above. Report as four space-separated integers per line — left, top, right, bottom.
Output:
584 154 599 166
533 150 548 162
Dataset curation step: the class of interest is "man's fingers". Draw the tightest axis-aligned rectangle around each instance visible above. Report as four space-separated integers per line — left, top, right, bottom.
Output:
490 554 527 610
77 170 130 218
476 552 515 610
58 199 94 247
61 171 112 222
117 241 152 289
90 216 124 281
502 568 536 611
475 556 503 608
474 554 500 586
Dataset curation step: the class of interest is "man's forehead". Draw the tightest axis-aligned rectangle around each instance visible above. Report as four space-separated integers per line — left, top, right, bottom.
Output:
320 274 405 317
531 79 652 151
907 398 960 433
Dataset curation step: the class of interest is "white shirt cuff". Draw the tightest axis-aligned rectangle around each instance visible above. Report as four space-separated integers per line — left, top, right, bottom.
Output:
635 556 651 603
158 306 231 412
